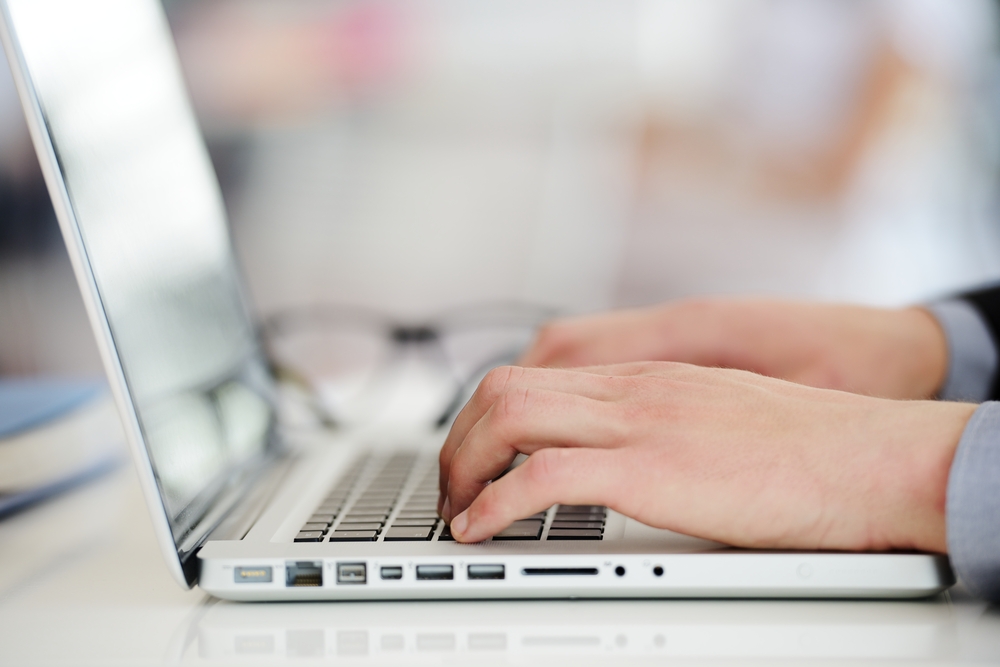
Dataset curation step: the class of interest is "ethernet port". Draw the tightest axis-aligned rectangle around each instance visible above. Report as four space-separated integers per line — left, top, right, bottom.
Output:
286 561 323 587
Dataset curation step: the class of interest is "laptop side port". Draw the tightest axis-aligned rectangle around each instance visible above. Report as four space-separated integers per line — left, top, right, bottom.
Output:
380 566 403 580
337 562 367 585
234 566 273 583
467 564 505 580
286 561 323 587
522 567 599 576
415 565 454 580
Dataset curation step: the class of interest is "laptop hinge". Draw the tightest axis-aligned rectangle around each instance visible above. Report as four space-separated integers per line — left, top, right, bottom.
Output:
200 452 298 545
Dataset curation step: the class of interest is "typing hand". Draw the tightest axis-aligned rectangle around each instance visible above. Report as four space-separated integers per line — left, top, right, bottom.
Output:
438 363 974 551
519 300 948 401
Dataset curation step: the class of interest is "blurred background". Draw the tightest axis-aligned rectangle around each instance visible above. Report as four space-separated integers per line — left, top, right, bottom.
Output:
3 0 1000 378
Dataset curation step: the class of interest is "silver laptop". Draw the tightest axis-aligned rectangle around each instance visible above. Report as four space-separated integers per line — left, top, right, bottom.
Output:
0 0 953 600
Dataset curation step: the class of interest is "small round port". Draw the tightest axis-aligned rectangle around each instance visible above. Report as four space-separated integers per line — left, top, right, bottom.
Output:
615 565 626 577
653 565 664 577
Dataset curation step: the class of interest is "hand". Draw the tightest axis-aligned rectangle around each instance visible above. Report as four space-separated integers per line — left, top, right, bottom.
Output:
438 363 975 551
519 299 948 401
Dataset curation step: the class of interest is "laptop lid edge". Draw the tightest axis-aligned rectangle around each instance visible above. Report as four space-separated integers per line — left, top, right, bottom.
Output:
0 0 191 589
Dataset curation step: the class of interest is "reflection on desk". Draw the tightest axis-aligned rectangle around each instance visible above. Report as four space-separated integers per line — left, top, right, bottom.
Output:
1 462 999 666
189 598 957 662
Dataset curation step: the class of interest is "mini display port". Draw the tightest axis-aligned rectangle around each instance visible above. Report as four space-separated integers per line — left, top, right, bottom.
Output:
286 561 323 587
467 564 505 580
380 566 403 580
416 565 454 580
337 562 367 585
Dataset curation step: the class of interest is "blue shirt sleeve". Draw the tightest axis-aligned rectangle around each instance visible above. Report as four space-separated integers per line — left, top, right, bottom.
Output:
926 300 997 402
925 301 1000 598
946 402 1000 601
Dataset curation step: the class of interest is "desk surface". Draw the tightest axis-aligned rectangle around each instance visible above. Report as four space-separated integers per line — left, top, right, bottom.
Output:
1 465 999 666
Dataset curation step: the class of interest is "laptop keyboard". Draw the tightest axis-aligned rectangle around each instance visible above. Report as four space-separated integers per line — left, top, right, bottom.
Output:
294 453 607 543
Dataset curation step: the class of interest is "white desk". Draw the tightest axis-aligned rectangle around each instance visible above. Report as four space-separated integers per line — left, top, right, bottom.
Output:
1 465 999 666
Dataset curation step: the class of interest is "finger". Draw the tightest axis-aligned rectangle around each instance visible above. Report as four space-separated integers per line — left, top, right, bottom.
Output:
516 320 586 367
450 447 626 543
438 365 629 503
444 387 626 520
517 309 659 368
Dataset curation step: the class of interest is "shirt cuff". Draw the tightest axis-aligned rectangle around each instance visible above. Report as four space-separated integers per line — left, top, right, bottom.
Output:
947 401 1000 601
926 300 997 402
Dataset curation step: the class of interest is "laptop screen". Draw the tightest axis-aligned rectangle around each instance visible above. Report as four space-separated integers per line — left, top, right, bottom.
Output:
2 0 275 544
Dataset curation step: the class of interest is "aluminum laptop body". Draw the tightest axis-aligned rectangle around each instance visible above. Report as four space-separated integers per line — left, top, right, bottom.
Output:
0 0 954 600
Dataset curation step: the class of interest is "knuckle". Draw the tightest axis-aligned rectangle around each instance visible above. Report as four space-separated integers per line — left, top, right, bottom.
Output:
478 365 520 403
524 447 566 487
534 322 573 354
493 386 532 424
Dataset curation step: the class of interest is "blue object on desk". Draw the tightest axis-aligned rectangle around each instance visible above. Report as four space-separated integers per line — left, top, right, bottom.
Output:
0 378 105 438
0 454 122 518
0 377 121 519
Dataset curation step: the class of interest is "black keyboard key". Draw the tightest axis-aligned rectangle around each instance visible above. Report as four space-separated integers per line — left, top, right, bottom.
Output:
334 522 382 531
294 531 324 542
350 505 395 514
402 501 438 509
384 526 433 541
438 527 455 541
301 522 330 533
492 520 543 540
555 515 605 522
356 497 397 505
390 518 438 527
557 505 605 513
308 514 335 525
396 510 439 519
340 520 385 529
329 530 378 541
546 528 603 540
551 520 603 530
316 502 342 510
342 513 388 522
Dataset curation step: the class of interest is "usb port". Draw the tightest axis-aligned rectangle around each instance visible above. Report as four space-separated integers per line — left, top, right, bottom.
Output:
468 564 505 580
337 562 367 585
380 566 403 580
415 565 454 580
286 561 323 587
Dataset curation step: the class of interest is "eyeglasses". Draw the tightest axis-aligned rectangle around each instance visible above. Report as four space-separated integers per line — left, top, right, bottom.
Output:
261 302 559 431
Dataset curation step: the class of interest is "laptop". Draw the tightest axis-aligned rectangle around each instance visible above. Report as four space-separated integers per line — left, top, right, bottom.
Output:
0 0 953 600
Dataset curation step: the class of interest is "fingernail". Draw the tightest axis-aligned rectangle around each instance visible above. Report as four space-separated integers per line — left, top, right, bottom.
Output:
442 498 451 522
451 510 469 537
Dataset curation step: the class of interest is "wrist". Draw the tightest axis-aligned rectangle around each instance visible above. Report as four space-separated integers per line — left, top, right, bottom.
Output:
874 400 975 553
896 307 949 399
